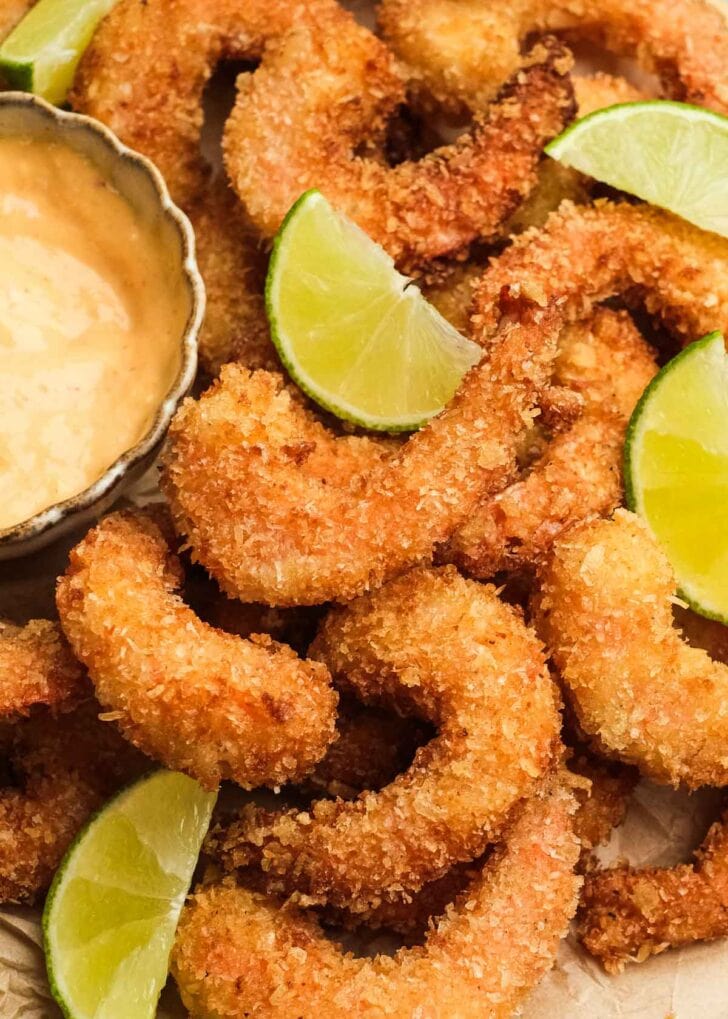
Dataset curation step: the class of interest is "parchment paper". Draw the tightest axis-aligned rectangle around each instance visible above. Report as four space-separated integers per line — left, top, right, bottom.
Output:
2 0 728 1014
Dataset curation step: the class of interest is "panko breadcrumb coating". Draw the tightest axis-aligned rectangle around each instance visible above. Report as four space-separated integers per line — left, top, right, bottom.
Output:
569 748 638 856
378 0 728 117
165 201 726 607
0 619 86 720
56 509 337 790
535 510 728 787
0 0 33 42
185 184 273 375
443 308 658 578
173 776 581 1019
578 807 728 970
471 202 728 347
0 701 146 903
223 12 575 268
163 298 565 606
73 0 341 373
205 567 561 913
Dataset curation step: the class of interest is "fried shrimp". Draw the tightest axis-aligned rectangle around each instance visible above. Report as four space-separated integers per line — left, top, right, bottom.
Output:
163 288 566 606
0 0 34 42
378 0 728 117
0 619 86 720
569 748 637 855
472 201 728 344
535 510 728 788
204 567 561 912
223 10 575 268
174 776 580 1019
73 0 341 372
56 509 337 790
303 701 430 801
578 808 728 970
0 701 145 903
318 747 633 939
443 308 658 579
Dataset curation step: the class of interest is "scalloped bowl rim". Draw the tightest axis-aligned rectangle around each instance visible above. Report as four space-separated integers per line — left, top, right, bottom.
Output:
0 92 204 554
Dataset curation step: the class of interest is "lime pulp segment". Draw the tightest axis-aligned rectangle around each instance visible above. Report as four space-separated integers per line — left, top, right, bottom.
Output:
625 332 728 621
546 101 728 239
0 0 119 105
43 770 216 1019
266 190 482 431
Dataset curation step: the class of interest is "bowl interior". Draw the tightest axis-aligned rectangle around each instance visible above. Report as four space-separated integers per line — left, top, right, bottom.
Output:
0 94 202 557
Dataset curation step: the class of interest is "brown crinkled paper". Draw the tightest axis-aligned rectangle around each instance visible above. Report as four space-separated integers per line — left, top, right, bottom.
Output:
3 0 728 1012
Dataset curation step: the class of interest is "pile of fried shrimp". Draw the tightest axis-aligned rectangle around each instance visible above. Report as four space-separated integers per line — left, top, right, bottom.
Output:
2 0 728 1015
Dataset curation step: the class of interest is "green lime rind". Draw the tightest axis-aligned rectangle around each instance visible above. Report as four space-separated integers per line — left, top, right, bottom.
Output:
0 57 33 91
265 189 481 433
43 769 216 1019
546 100 728 239
0 0 119 105
624 331 728 623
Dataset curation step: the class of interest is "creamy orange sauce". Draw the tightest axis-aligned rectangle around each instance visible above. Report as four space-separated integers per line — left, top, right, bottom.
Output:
0 137 184 530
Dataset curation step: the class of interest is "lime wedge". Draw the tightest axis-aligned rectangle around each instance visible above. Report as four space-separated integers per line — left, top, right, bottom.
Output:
43 770 216 1019
546 101 728 238
625 332 728 622
0 0 118 105
265 190 482 432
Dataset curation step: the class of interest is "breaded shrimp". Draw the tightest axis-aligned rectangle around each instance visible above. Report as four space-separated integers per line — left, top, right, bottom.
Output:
569 748 638 855
443 308 658 578
73 0 343 372
578 807 728 970
223 15 576 268
535 510 728 787
471 201 728 346
163 294 566 607
56 509 337 790
185 184 273 375
173 776 581 1019
0 0 33 42
0 701 146 903
378 0 728 117
0 619 86 720
246 746 631 942
165 201 722 607
204 567 561 913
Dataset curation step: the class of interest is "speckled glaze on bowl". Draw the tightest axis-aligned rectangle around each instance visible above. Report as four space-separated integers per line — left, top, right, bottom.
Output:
0 92 204 560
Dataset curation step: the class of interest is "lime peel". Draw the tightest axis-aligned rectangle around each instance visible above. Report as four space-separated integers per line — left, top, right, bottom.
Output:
0 0 120 105
546 100 728 239
265 189 482 432
625 331 728 622
43 769 216 1019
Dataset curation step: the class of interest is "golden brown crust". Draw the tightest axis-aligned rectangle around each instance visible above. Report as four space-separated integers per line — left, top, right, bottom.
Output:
443 308 658 578
379 0 728 116
56 509 337 789
173 777 581 1019
0 619 86 720
535 511 728 786
205 567 561 912
0 702 146 904
302 701 430 801
578 809 728 970
0 0 34 42
72 0 332 372
471 201 728 345
223 23 575 268
569 748 638 855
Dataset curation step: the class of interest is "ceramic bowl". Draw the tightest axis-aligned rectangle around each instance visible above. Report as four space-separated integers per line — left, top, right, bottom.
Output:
0 92 204 560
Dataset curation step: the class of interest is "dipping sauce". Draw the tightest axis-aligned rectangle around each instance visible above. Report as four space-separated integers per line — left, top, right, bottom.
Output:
0 136 185 530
